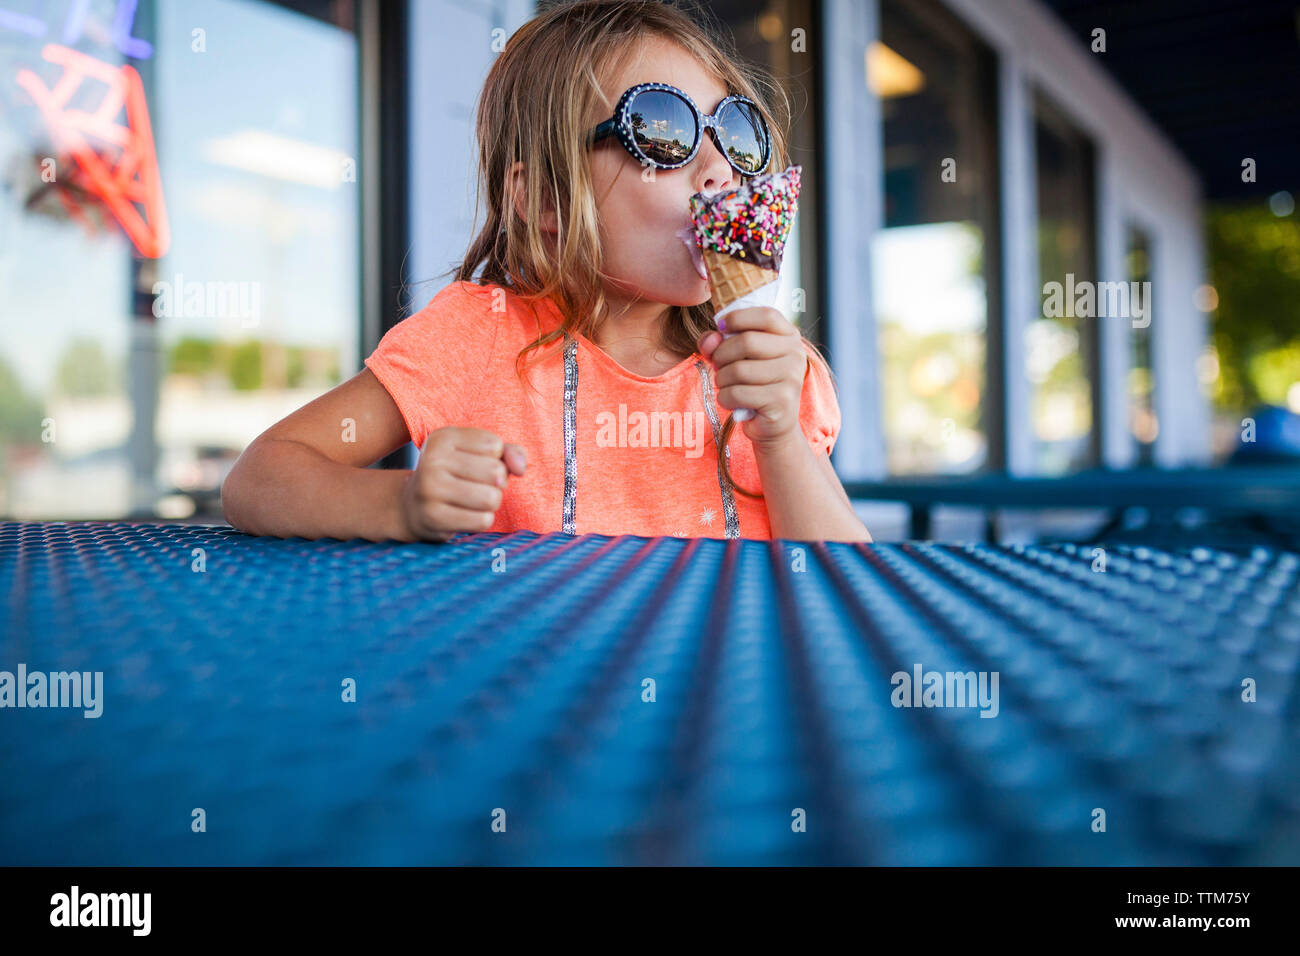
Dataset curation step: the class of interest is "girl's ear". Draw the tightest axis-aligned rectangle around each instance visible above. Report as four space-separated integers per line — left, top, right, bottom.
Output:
506 161 559 235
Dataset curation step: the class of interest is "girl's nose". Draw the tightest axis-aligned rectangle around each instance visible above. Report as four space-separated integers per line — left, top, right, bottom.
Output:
696 130 733 195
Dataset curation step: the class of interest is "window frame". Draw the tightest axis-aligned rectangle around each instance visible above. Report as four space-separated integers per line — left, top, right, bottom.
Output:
1030 86 1101 473
357 0 411 470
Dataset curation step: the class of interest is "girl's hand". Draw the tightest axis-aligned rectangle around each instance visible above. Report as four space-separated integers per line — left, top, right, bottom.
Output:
698 306 808 447
401 427 527 541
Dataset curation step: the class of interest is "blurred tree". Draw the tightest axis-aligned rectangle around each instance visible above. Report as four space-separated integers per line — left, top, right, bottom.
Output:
53 338 116 397
228 340 263 391
0 354 46 443
170 337 217 377
286 347 305 388
1207 202 1300 411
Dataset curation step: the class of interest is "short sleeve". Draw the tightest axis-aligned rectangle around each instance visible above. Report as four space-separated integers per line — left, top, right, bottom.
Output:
363 281 501 450
798 340 841 457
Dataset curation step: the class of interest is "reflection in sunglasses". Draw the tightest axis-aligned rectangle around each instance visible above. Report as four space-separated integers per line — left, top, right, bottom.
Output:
634 91 767 171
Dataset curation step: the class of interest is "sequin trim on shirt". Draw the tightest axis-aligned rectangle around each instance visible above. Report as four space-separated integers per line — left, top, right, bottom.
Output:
561 335 578 535
695 360 740 538
558 343 741 538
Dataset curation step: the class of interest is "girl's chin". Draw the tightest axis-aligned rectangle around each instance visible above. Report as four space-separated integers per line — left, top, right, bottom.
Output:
654 270 710 307
688 272 712 305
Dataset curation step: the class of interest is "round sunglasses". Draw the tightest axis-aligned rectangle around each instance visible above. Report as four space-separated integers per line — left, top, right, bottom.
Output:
586 82 771 176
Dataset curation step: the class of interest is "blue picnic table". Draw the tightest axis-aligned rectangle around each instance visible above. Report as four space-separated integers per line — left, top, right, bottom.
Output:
1 520 1297 864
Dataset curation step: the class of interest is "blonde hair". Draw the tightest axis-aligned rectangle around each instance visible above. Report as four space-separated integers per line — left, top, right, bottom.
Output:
453 0 834 499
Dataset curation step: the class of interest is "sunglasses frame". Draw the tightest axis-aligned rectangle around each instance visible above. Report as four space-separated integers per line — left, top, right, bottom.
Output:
587 82 772 177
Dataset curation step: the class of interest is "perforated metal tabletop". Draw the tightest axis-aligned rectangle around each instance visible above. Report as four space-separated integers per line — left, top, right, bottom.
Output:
2 521 1298 864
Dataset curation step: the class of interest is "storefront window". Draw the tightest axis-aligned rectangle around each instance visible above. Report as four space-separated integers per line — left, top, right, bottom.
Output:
0 0 360 519
872 0 1001 475
1030 91 1099 474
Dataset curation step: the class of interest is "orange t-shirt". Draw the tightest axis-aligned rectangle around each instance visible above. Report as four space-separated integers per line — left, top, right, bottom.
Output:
363 280 841 539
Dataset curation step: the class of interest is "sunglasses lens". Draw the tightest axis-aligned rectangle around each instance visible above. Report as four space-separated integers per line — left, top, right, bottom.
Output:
627 90 697 166
715 100 768 173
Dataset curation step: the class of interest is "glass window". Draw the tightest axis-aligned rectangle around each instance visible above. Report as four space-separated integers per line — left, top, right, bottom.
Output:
1030 91 1099 474
0 0 360 520
1127 225 1156 462
872 0 1001 475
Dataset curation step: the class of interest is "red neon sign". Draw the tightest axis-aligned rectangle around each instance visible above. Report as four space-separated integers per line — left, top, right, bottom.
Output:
17 44 169 258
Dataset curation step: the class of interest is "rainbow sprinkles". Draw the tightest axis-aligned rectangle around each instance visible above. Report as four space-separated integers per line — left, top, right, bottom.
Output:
688 164 802 273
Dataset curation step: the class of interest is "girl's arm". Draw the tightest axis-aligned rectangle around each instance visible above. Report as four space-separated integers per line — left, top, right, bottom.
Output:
223 368 526 542
752 433 872 542
221 368 416 541
699 308 871 543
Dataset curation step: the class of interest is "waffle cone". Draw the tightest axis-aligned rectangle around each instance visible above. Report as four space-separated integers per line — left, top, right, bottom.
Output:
703 249 778 312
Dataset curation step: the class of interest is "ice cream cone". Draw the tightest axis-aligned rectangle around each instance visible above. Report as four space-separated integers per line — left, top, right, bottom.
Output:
703 248 778 313
689 165 802 424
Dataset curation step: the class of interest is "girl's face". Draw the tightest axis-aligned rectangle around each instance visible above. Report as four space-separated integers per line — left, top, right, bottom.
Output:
589 36 739 310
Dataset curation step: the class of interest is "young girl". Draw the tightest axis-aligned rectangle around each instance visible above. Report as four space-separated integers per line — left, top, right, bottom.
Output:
222 0 870 543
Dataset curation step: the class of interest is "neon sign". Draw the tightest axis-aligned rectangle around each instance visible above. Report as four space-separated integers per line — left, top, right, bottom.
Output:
0 0 153 58
17 44 169 258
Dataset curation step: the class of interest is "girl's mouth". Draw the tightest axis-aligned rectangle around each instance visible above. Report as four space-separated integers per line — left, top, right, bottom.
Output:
675 225 708 280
